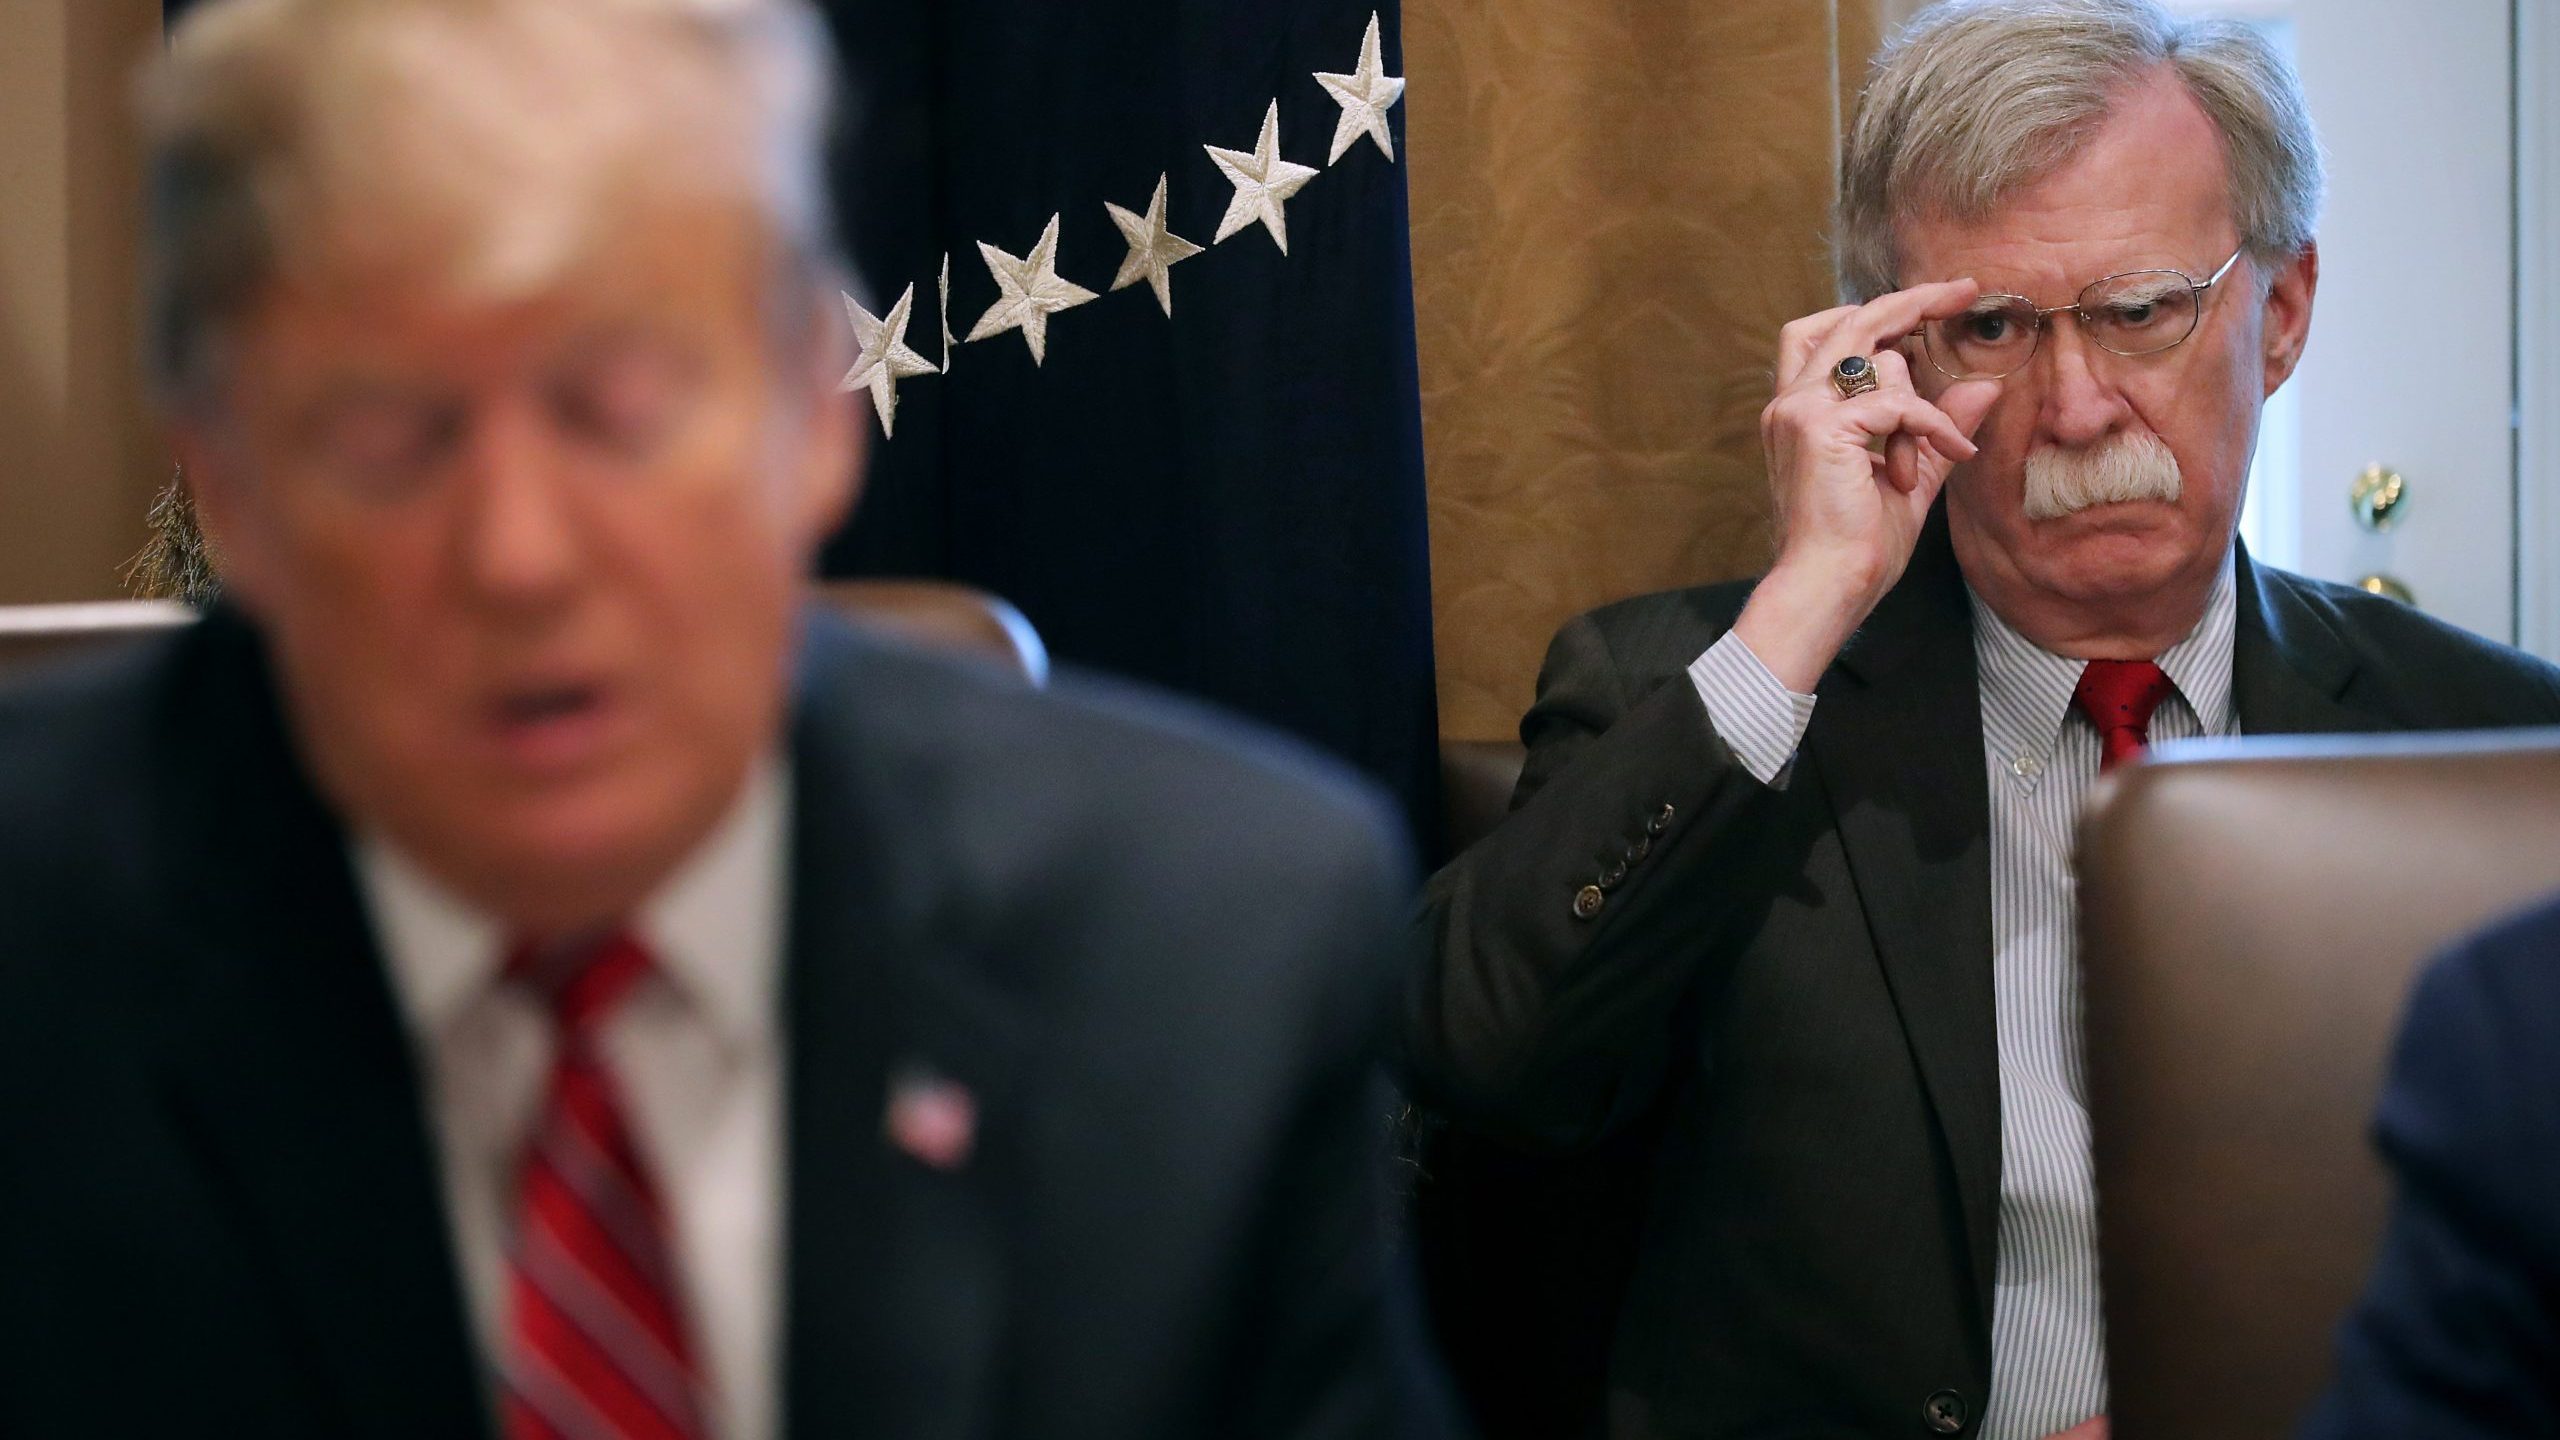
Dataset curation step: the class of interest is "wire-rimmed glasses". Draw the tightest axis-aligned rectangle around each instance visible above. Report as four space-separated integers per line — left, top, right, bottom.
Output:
1914 246 2248 381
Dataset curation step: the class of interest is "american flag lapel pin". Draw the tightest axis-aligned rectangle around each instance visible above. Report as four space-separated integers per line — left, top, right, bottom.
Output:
884 1063 977 1171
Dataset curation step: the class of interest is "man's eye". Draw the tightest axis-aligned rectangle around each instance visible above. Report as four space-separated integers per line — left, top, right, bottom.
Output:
2095 282 2188 331
307 396 460 482
551 346 698 458
1963 312 2014 343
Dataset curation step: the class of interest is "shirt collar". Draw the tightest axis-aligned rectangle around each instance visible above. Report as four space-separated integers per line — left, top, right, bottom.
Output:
1967 545 2240 760
2154 552 2239 738
359 757 791 1056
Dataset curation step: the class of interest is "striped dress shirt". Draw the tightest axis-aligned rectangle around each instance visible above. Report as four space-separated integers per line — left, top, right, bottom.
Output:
1688 552 2238 1439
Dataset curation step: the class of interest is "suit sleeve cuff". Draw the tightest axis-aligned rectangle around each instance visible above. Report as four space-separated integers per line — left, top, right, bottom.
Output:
1687 631 1818 788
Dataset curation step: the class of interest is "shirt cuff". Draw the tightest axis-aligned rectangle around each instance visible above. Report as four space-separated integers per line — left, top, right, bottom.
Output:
1687 631 1818 787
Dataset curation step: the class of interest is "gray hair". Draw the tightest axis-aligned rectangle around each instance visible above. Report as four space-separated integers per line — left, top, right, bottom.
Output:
144 0 844 403
1838 0 2324 301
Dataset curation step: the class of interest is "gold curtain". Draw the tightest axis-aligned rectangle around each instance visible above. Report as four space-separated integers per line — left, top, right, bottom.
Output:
0 0 164 604
1408 0 1883 740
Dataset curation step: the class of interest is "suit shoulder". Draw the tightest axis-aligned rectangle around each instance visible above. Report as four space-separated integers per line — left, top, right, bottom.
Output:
0 637 164 754
0 635 183 843
798 619 1408 886
796 622 1411 1048
0 630 208 1023
1036 669 1407 864
2269 568 2560 721
2373 893 2560 1205
1561 576 1761 673
2416 893 2560 1027
2388 892 2560 1126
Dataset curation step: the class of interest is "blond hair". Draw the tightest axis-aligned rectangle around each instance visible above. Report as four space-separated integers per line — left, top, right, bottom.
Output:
144 0 841 401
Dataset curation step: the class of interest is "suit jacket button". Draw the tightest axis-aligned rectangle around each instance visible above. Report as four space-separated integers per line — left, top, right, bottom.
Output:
1624 834 1651 864
1601 861 1628 890
1649 804 1674 835
1922 1389 1968 1434
1572 884 1605 920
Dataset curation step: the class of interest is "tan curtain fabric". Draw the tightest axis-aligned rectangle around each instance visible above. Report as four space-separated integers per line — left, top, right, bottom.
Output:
1409 0 1883 740
0 0 164 604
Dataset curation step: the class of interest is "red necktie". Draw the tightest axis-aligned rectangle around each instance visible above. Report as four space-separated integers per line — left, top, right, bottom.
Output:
2072 658 2177 773
499 932 709 1440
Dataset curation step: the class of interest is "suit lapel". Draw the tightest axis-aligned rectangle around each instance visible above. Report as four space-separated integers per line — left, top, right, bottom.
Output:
1790 538 2367 1333
782 617 1031 1440
1803 513 2004 1321
156 612 488 1438
2231 544 2371 735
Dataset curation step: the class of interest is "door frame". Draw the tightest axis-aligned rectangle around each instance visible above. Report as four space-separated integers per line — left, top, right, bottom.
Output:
2519 0 2559 659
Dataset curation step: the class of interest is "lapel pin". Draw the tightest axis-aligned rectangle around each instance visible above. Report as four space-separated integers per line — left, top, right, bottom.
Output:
884 1065 977 1171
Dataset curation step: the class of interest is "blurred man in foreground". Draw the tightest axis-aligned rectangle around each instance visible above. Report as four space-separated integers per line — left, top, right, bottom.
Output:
2300 893 2560 1439
0 2 1434 1436
1406 1 2560 1436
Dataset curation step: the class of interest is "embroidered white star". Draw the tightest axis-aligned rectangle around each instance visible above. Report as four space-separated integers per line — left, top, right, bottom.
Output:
838 284 938 437
1205 101 1321 254
1315 13 1405 164
1105 173 1205 318
965 213 1098 366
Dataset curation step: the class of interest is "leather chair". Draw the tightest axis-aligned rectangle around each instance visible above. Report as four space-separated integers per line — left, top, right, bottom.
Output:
2077 730 2560 1440
814 578 1048 684
0 601 189 676
1440 737 1528 857
0 582 1048 685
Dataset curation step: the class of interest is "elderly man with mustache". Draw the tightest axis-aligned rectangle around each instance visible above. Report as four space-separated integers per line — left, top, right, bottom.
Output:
1405 2 2560 1438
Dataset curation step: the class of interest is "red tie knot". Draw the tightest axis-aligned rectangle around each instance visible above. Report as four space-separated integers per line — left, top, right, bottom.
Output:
505 929 652 1036
2072 658 2175 772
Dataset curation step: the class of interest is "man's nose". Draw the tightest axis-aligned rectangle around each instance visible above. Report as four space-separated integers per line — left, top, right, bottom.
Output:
456 403 584 606
2034 316 2133 449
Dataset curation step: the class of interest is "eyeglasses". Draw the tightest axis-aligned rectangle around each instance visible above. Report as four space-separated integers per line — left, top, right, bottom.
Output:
1914 246 2248 381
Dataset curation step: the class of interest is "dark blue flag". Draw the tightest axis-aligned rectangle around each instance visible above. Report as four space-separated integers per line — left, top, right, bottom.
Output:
815 1 1442 846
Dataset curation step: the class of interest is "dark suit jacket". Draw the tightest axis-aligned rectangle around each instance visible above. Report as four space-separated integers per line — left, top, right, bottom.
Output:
1404 512 2560 1440
2299 893 2560 1440
0 606 1441 1440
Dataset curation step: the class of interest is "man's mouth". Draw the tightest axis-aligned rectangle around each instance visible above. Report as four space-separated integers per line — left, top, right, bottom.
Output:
497 684 603 725
486 680 620 772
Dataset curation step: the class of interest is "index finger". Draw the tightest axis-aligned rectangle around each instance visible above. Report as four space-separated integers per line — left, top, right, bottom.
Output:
1808 278 1985 378
1775 304 1863 389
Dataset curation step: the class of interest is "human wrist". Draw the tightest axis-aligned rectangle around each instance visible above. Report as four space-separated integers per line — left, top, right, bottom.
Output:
1733 553 1881 692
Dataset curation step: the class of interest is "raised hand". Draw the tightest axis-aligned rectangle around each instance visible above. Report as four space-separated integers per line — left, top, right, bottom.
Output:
1732 279 2002 691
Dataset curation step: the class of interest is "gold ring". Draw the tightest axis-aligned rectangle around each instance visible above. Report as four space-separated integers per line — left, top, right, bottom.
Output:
1830 354 1881 399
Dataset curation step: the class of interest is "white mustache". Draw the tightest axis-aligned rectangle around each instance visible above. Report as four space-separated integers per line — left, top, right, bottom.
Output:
2021 432 2183 520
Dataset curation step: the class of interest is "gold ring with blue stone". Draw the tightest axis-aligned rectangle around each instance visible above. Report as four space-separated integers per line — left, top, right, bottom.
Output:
1830 353 1881 399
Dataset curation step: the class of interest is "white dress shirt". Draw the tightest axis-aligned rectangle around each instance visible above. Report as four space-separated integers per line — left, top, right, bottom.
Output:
358 761 791 1440
1691 554 2240 1438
